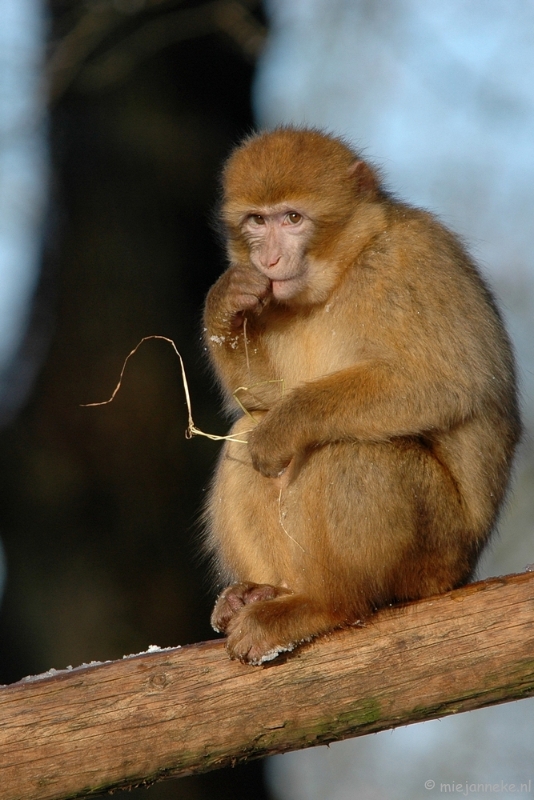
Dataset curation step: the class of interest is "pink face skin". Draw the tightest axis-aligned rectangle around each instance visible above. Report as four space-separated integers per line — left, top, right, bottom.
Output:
240 204 315 302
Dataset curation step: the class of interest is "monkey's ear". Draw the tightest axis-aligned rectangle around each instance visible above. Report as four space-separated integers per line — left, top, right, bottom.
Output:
348 159 379 198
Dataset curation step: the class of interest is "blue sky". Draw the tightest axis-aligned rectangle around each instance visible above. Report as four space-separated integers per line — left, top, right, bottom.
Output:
0 0 47 384
255 0 534 280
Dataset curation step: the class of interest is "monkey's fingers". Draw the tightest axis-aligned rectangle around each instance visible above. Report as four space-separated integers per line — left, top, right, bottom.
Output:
227 293 269 329
249 440 293 478
211 582 290 633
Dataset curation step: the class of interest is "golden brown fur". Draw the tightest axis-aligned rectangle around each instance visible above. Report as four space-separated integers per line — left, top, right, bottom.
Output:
203 128 520 665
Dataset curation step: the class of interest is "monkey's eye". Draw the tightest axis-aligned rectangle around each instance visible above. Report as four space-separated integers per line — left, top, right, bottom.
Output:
286 212 302 225
249 214 265 225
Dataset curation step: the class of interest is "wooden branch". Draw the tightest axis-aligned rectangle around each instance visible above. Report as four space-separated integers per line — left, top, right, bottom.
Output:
2 571 534 800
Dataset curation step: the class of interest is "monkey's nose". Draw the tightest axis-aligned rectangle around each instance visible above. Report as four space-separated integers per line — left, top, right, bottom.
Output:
261 253 281 269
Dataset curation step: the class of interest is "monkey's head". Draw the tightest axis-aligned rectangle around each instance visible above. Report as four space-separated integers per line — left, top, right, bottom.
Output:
219 128 382 305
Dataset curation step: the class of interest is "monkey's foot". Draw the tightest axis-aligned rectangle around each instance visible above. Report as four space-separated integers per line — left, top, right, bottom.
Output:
224 593 345 666
210 582 292 634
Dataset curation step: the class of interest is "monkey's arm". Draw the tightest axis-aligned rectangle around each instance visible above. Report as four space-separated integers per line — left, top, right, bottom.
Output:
247 360 490 478
204 265 274 407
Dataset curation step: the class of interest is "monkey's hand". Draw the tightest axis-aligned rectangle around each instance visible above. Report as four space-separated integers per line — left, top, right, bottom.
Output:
206 264 271 331
247 402 306 478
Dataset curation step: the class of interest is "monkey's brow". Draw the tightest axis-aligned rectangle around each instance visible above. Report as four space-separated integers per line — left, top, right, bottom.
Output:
243 202 307 216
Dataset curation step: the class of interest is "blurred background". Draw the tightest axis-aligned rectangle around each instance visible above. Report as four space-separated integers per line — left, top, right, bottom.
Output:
0 1 533 798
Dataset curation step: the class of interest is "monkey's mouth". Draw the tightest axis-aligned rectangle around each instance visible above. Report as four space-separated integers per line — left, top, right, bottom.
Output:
271 275 305 300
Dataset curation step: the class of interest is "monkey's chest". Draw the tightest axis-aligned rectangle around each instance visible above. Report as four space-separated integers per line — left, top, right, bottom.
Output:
264 317 355 389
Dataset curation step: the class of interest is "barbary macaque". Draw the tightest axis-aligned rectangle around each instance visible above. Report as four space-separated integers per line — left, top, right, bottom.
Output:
203 127 520 665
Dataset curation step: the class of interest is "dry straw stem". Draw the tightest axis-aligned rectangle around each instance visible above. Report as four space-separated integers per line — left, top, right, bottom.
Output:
82 334 251 443
83 336 301 550
1 571 534 800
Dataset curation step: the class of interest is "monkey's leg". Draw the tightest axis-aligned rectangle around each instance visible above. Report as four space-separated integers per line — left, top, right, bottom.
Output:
210 439 379 664
219 438 474 665
204 414 302 593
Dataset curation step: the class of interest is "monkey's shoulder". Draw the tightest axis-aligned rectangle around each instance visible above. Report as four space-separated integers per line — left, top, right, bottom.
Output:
356 201 490 297
374 202 466 258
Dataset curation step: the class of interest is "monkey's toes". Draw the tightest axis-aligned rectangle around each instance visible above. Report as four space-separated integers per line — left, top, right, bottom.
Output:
226 625 295 666
211 582 285 633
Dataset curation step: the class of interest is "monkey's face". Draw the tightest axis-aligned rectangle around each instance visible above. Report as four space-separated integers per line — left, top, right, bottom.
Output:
239 204 315 302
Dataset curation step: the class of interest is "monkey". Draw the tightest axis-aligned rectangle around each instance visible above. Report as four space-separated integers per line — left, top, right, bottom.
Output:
202 127 521 666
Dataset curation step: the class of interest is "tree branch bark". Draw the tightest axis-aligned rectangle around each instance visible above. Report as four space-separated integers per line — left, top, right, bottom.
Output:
2 571 534 800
